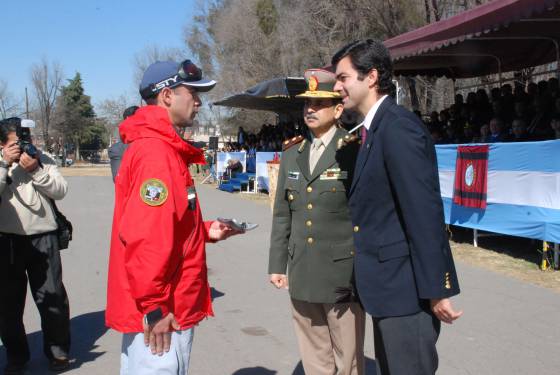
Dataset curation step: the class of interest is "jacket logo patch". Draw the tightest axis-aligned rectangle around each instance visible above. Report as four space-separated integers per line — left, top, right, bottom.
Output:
140 178 168 206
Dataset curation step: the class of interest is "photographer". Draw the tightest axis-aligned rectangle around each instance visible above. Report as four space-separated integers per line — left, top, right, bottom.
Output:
0 118 70 374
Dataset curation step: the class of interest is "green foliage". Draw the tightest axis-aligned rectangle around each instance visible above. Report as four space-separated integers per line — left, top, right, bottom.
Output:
56 73 106 155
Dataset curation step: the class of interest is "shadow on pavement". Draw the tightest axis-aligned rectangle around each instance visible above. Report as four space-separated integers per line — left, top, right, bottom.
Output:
232 367 277 374
291 357 378 374
230 357 378 375
0 310 108 374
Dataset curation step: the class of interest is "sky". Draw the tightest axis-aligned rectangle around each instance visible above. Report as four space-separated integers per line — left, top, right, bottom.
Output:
1 0 199 112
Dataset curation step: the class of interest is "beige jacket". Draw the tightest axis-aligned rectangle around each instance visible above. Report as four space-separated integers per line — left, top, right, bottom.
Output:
0 152 68 235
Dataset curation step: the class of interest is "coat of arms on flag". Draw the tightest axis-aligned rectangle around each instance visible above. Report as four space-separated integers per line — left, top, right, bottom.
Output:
453 145 489 209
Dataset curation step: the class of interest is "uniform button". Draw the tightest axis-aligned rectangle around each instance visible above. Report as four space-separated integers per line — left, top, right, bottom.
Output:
306 220 312 227
288 194 294 201
307 237 314 244
350 250 355 256
307 186 313 193
331 187 336 192
353 226 359 232
307 203 313 210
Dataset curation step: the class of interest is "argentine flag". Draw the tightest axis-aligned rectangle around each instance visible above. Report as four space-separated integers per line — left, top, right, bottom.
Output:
436 140 560 243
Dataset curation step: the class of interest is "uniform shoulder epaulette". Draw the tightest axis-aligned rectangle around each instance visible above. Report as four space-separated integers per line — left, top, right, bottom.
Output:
336 133 360 150
282 135 304 151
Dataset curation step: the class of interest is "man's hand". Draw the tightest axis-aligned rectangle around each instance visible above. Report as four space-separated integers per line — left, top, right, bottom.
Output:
143 313 180 356
269 274 288 289
2 142 21 166
430 298 463 324
19 152 39 173
208 220 244 241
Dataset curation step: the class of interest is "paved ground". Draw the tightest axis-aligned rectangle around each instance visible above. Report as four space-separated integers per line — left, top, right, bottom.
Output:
1 176 559 374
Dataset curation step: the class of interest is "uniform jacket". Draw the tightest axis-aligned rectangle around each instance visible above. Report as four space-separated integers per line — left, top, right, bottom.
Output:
349 96 460 318
106 105 214 333
269 127 360 303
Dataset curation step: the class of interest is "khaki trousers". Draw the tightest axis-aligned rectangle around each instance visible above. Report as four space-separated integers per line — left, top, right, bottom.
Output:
291 299 365 375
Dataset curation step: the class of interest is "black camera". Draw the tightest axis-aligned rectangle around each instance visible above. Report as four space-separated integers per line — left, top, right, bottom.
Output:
15 121 38 159
16 140 38 159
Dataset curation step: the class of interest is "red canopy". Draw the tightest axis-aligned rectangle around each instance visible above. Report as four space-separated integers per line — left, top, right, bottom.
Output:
384 0 560 78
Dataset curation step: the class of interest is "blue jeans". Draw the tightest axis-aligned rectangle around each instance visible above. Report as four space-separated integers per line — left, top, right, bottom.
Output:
120 328 194 375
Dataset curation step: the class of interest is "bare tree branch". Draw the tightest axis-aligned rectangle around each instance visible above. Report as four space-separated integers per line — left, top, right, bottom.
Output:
30 58 63 145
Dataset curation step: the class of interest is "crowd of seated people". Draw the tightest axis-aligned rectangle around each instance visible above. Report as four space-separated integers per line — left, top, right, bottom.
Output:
221 122 300 152
426 77 560 144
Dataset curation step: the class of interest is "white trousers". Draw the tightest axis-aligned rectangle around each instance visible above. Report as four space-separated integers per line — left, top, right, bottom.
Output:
120 328 194 375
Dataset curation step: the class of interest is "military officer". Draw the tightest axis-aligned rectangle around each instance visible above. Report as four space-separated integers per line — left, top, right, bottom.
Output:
269 67 364 375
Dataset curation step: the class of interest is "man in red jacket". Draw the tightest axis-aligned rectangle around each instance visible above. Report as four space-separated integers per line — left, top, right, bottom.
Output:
106 60 242 375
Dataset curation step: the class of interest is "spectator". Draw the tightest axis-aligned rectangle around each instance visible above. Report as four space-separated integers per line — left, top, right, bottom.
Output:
528 97 552 140
430 128 444 144
511 119 531 142
488 118 509 142
427 111 441 131
443 126 461 144
477 124 490 143
462 124 477 144
0 118 71 374
514 101 533 125
108 106 139 182
237 126 247 145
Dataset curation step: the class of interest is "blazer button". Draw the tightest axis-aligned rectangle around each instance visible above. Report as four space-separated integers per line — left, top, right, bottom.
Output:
307 203 313 210
307 237 314 244
307 186 313 193
306 220 312 227
353 226 359 232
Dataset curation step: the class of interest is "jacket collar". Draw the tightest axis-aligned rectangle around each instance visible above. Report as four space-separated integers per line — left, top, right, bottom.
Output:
119 105 205 164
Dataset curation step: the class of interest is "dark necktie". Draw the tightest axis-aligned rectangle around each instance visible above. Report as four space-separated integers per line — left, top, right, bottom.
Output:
361 126 367 146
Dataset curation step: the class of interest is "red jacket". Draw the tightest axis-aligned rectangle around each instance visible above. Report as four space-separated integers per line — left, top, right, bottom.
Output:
106 105 214 333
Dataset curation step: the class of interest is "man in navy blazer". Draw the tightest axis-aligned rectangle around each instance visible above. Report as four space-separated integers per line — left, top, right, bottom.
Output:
332 39 462 375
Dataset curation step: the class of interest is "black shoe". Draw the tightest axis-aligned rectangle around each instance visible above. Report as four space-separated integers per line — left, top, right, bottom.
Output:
48 357 69 372
4 362 27 375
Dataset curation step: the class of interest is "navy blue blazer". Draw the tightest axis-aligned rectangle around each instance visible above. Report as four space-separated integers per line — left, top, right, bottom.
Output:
349 97 460 318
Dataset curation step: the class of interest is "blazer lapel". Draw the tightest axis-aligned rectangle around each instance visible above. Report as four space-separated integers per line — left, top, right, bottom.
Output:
308 128 343 183
296 139 312 182
349 97 394 196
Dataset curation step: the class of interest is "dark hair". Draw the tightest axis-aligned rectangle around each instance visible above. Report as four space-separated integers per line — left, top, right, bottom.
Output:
331 39 394 96
123 106 139 119
143 86 183 106
0 117 20 143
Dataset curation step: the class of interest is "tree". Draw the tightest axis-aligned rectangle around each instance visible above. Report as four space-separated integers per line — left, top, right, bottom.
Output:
97 94 136 143
55 73 104 161
0 80 20 119
30 58 63 146
183 0 495 119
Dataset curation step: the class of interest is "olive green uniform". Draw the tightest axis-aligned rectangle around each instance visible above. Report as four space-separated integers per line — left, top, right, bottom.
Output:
269 128 360 303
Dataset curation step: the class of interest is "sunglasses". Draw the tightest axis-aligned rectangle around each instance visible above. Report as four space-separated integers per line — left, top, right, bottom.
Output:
141 60 203 99
178 60 202 82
